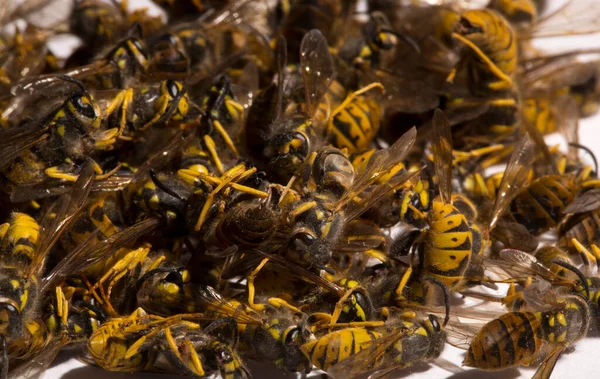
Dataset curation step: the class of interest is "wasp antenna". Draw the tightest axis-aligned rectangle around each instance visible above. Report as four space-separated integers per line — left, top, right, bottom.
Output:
569 142 598 175
149 169 187 202
423 276 451 327
54 74 87 94
384 29 421 54
550 259 590 299
128 21 143 38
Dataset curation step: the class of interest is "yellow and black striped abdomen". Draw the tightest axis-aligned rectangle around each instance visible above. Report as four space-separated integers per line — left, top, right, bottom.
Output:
424 201 473 288
465 9 517 78
0 213 40 267
464 311 543 369
301 328 382 371
457 9 517 95
510 175 576 235
329 97 381 153
560 210 600 252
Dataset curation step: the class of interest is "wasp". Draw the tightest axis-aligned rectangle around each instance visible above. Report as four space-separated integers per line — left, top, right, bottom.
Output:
302 310 445 377
87 307 251 378
465 292 590 379
0 76 121 199
135 268 316 374
98 78 191 142
271 127 416 271
0 166 97 375
336 11 420 70
252 31 385 182
387 110 482 290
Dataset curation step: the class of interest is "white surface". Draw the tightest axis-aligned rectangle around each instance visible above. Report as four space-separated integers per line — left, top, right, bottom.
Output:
16 0 600 378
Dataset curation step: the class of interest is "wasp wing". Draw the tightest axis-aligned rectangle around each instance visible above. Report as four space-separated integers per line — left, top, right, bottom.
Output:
488 135 534 232
300 29 336 119
431 109 453 204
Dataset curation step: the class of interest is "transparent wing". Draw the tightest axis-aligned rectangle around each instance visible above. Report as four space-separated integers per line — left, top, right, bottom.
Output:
27 162 95 276
327 330 409 379
527 0 600 39
41 218 160 292
488 135 535 232
490 220 539 252
338 127 417 212
431 109 453 204
300 29 336 118
0 124 48 172
361 68 441 114
532 347 565 379
563 188 600 214
8 339 66 379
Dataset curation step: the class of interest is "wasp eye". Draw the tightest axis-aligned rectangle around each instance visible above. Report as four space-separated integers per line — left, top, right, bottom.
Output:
132 38 144 52
285 327 301 345
73 95 97 119
292 232 316 250
429 314 441 332
167 80 180 98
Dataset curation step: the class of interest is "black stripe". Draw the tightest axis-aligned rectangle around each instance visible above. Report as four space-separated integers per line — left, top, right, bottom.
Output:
497 318 516 366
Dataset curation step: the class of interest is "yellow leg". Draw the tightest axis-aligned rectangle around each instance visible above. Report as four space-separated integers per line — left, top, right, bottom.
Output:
364 249 388 263
139 92 168 132
446 68 457 83
453 145 505 165
394 265 413 298
184 339 206 376
406 204 427 221
572 238 599 275
288 201 317 220
164 327 184 362
328 82 384 132
55 286 69 326
451 33 513 90
212 118 239 157
267 298 303 313
204 135 224 174
194 170 239 231
247 258 270 312
329 287 361 325
45 167 78 182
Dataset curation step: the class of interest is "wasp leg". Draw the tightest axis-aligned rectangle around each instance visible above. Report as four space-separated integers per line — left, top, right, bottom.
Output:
139 90 168 132
210 117 239 157
193 165 259 231
394 264 413 298
203 135 225 174
247 258 270 312
45 165 79 182
328 286 369 325
451 33 513 90
327 82 384 135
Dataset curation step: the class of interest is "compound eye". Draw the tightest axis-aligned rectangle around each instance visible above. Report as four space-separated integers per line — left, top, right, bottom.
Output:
285 327 301 345
132 38 145 52
73 95 97 119
429 314 441 332
292 232 316 250
167 80 180 98
164 270 182 284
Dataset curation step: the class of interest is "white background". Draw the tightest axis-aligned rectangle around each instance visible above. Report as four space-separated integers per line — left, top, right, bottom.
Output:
8 0 600 377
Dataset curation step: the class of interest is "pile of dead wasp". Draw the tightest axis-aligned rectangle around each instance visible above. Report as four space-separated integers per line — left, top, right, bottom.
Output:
2 0 600 378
